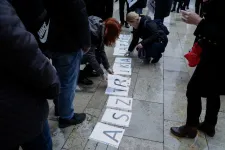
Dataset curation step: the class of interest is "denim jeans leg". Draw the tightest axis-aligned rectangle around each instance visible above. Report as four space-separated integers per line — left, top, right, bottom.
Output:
21 121 52 150
52 50 83 119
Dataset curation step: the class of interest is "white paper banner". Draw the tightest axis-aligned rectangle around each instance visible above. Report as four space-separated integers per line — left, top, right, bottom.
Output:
115 57 132 64
113 63 131 69
89 122 125 148
105 87 129 97
108 74 131 91
106 96 133 111
101 109 132 127
113 67 132 76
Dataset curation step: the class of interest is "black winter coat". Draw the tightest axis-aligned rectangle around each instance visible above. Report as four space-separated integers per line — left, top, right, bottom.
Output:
128 15 167 52
44 0 91 52
154 0 173 18
187 0 225 97
0 0 60 148
83 16 110 75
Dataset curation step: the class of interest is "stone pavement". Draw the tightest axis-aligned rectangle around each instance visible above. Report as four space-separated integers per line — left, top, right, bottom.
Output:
47 1 225 150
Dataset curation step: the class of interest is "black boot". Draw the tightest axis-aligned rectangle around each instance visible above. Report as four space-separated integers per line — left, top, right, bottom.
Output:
59 113 86 128
78 77 93 85
151 54 162 64
171 125 198 138
198 122 216 137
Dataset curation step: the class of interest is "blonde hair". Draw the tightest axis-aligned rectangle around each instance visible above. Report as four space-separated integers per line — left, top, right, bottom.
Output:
126 12 139 23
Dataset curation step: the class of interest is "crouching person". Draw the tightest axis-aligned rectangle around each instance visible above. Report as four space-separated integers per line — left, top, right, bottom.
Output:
125 12 168 64
80 16 122 82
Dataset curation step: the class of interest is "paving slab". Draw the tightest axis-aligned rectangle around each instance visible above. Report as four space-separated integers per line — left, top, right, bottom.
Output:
124 100 163 142
164 57 188 72
119 136 163 150
63 115 98 150
133 77 163 103
164 90 187 122
73 92 94 113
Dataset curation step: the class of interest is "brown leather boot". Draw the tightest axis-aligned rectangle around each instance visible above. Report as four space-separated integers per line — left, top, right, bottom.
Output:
170 125 197 138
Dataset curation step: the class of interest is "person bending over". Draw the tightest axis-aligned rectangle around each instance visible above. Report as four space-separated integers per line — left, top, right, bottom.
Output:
125 12 168 64
80 16 122 82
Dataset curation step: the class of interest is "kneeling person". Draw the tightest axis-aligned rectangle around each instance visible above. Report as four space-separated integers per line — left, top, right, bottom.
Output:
125 12 168 64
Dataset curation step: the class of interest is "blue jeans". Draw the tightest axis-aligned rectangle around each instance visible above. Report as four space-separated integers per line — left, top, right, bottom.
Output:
135 8 143 15
146 41 168 59
46 50 83 119
11 121 52 150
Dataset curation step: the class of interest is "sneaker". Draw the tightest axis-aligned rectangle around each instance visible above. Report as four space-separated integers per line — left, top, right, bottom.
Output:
59 113 86 128
198 122 215 137
78 77 93 85
151 54 162 64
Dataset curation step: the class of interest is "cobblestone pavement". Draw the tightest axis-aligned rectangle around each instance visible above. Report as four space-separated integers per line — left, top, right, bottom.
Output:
47 1 225 150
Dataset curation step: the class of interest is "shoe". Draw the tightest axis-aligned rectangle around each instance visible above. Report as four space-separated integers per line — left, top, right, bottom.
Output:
151 54 162 64
89 71 100 77
177 9 180 13
198 122 215 137
125 22 130 28
143 58 151 64
59 113 86 128
115 0 118 2
171 125 197 138
78 77 93 85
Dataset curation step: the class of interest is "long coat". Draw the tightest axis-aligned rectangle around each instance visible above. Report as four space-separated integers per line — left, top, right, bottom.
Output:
187 0 225 97
154 0 173 18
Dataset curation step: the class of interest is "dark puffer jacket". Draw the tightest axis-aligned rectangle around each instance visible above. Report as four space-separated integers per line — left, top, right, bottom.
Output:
44 0 91 52
128 15 167 52
83 16 110 75
0 0 60 148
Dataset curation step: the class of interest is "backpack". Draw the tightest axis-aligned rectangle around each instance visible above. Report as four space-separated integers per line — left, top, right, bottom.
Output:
143 17 170 35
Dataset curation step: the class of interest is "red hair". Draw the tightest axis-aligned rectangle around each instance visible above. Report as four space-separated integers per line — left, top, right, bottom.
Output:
104 18 122 46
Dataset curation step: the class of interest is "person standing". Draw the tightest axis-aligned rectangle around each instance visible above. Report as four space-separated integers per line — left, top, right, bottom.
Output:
130 0 147 15
44 0 91 128
0 0 60 149
119 0 130 28
195 0 203 16
154 0 173 22
171 0 225 138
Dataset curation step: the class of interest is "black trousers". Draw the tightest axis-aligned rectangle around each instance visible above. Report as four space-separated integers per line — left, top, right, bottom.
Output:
119 0 129 24
186 89 221 127
195 0 203 16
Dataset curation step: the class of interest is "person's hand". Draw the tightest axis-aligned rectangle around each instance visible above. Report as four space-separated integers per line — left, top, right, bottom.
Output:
181 10 202 25
107 68 114 74
124 51 132 57
101 74 108 81
82 47 90 54
136 43 143 49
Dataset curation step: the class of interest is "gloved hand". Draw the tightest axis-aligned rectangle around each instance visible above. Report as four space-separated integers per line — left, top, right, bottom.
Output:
124 51 131 57
101 74 108 81
107 68 114 74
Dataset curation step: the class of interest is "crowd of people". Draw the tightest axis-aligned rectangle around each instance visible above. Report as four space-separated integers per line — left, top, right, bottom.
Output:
0 0 224 149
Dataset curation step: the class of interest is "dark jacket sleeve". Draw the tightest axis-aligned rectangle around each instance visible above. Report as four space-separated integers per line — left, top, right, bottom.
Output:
128 29 140 52
85 46 105 75
64 0 91 49
97 44 110 70
194 19 225 45
0 0 60 99
140 20 159 47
